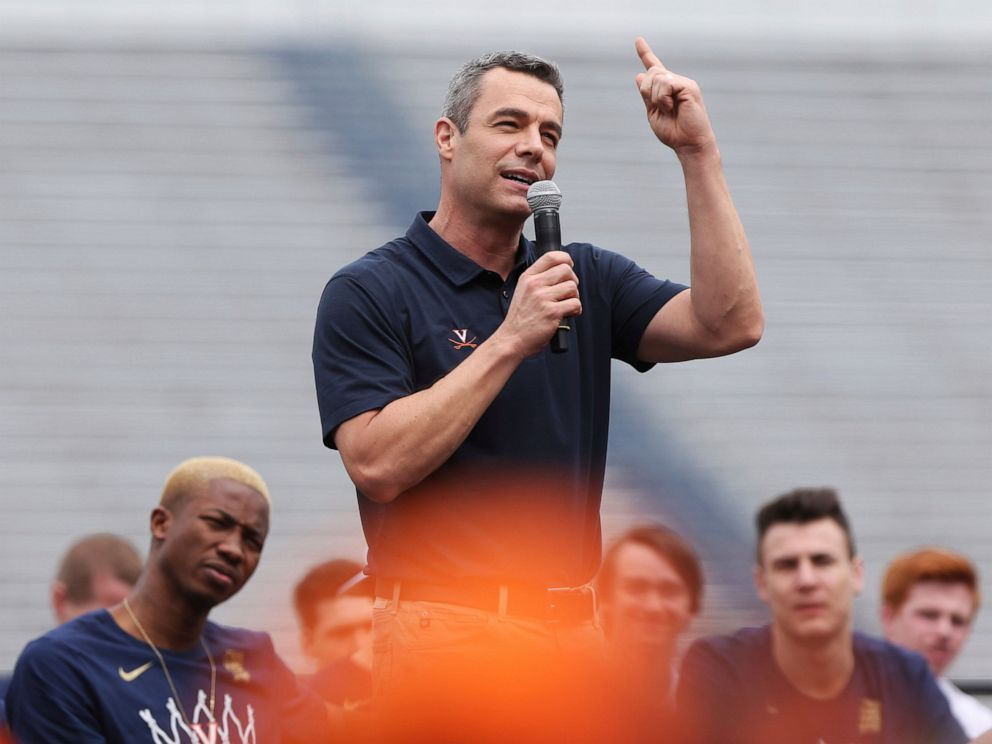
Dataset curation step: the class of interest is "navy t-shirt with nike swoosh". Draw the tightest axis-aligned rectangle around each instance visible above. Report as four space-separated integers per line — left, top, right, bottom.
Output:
6 609 329 743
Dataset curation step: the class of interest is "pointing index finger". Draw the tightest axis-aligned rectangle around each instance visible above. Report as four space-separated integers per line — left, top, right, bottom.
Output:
635 36 667 73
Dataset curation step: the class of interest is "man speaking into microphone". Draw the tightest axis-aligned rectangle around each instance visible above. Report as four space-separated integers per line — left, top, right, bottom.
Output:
312 38 763 741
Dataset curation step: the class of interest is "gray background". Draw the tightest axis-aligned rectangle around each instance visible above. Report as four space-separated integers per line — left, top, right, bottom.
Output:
1 1 990 683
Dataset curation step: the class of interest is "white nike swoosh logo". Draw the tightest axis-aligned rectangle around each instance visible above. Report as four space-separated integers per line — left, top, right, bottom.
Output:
118 661 153 682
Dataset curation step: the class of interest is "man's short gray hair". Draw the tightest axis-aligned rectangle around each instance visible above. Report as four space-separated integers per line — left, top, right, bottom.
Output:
442 51 564 133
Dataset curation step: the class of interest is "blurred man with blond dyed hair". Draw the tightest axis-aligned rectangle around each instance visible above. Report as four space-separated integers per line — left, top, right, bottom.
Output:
7 456 336 743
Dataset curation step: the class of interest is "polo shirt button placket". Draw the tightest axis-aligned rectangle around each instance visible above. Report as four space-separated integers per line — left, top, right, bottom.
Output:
499 286 512 315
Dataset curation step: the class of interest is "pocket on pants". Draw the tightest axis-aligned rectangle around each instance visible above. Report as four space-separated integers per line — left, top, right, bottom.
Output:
391 600 491 656
371 604 396 695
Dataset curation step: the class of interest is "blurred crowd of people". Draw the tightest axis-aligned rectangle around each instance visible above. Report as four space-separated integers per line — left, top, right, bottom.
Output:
1 466 989 743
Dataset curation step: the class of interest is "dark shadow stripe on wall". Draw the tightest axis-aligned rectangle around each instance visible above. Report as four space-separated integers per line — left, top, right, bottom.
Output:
269 44 439 230
608 385 767 627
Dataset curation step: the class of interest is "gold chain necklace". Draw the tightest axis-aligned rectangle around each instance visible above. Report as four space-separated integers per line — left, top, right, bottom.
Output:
122 598 217 736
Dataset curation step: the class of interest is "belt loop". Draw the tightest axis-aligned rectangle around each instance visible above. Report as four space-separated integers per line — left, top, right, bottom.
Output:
497 584 509 618
391 579 401 615
589 585 602 630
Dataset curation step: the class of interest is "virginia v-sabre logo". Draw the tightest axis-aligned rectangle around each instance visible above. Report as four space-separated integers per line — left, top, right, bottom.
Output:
448 329 478 350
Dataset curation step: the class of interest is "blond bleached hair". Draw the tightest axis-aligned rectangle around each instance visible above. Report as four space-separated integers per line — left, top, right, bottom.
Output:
160 456 271 510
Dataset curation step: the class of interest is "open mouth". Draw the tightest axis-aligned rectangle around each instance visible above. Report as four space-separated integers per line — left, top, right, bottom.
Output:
501 171 536 186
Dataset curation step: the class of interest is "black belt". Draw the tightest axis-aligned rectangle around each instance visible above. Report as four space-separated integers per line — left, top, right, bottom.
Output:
375 578 597 625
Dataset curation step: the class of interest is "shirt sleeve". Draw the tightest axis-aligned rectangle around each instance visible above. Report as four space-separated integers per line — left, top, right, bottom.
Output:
583 245 687 371
6 638 108 744
312 270 414 449
910 659 969 744
257 634 337 743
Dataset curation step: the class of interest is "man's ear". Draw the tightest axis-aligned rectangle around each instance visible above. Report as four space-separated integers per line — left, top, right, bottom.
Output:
880 602 897 634
300 627 316 660
753 564 769 604
150 506 172 540
435 117 458 162
852 556 865 595
51 581 69 624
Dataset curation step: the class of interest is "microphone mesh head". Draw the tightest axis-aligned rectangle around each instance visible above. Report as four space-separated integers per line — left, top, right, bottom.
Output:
527 180 562 212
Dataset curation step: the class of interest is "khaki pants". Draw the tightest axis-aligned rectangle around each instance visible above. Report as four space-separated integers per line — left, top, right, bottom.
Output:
370 594 609 744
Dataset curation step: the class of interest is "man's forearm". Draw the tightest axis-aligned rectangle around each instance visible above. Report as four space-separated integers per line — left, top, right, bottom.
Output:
334 329 526 504
632 38 763 362
333 251 580 504
680 144 763 347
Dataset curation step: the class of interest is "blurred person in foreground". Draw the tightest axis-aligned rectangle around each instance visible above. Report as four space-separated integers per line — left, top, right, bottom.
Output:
596 523 701 741
882 548 992 739
6 456 337 743
677 488 967 744
0 533 142 730
293 558 374 707
312 35 762 742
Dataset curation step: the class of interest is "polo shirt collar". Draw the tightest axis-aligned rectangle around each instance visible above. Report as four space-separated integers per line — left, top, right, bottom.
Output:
408 212 534 287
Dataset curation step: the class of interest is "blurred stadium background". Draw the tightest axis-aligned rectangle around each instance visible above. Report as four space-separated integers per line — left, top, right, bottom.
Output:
1 0 990 685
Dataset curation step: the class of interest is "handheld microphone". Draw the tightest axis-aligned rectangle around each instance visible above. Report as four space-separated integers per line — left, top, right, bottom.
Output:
526 180 569 354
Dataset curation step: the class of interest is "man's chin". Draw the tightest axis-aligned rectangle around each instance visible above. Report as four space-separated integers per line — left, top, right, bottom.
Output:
188 583 240 611
496 202 533 225
488 191 534 219
926 653 951 677
618 627 676 654
783 619 840 644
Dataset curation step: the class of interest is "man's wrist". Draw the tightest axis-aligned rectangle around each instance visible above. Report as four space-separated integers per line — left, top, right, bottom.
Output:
675 139 721 168
484 325 530 367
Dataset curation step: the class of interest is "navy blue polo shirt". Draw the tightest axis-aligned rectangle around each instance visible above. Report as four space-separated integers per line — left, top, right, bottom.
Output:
313 212 686 586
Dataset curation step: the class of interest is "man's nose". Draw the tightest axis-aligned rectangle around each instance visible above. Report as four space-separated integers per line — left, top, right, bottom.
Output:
795 560 818 587
935 615 954 638
217 533 245 564
515 126 544 160
641 592 665 613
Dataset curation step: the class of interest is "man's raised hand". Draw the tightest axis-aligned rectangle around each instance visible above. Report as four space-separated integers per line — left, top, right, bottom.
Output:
635 37 716 156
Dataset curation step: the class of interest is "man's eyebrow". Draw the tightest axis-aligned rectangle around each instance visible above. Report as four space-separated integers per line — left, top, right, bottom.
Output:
771 554 798 565
490 107 528 121
203 507 266 533
490 107 562 137
203 508 235 521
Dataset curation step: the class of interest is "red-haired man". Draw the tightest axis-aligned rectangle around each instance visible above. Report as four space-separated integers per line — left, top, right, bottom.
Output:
882 548 992 739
